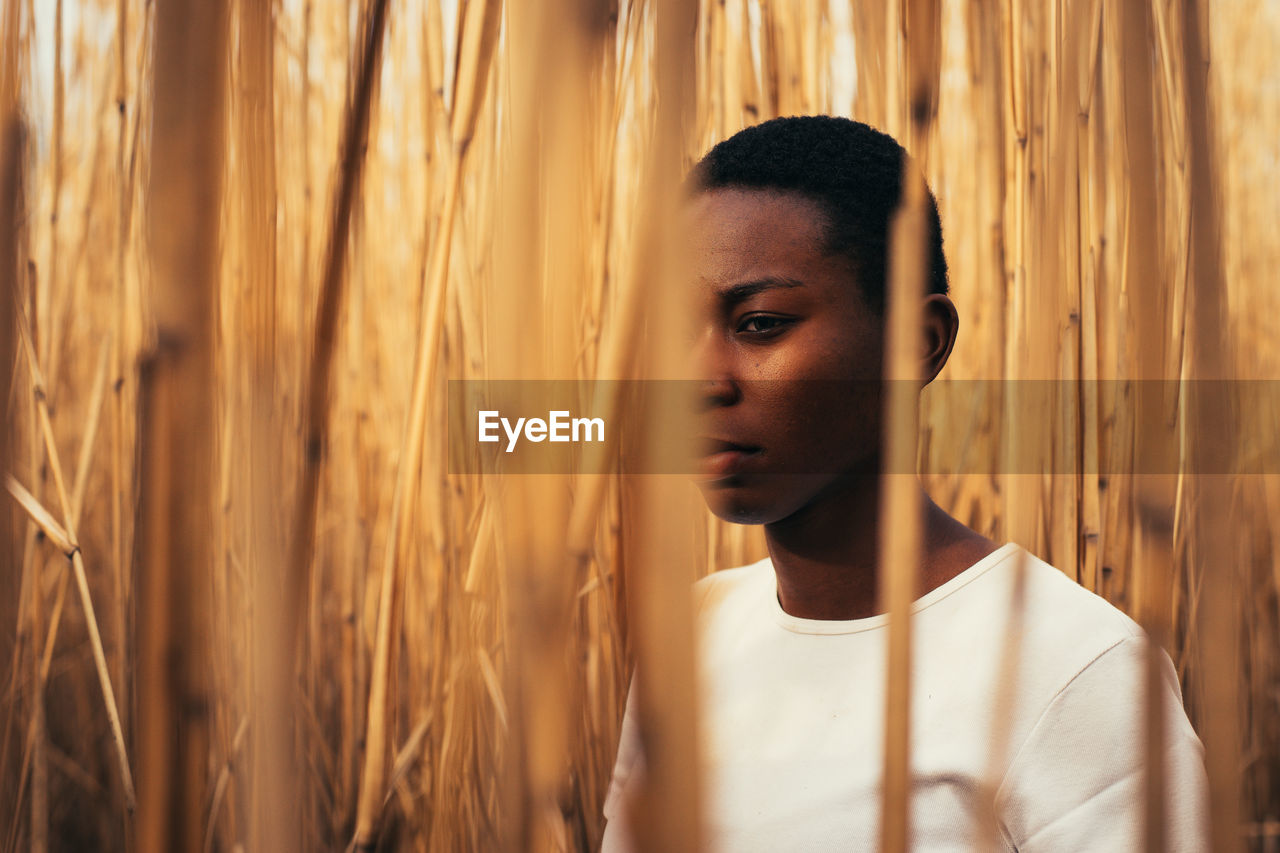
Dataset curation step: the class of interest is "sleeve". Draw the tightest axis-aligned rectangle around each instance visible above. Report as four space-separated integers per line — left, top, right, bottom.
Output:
600 676 643 853
994 636 1210 852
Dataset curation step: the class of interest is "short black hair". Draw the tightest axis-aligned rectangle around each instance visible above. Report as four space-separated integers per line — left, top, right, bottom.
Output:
687 115 948 314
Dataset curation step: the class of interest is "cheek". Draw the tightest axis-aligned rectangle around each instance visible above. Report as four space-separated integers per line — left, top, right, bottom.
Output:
759 383 881 469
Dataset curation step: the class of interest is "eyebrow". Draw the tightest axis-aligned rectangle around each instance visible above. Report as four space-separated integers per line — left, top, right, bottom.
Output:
716 276 804 304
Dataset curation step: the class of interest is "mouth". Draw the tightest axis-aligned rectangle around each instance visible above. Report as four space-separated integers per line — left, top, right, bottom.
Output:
696 438 762 480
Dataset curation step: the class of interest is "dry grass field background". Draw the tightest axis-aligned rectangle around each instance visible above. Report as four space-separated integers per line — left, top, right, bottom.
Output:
1 0 1278 850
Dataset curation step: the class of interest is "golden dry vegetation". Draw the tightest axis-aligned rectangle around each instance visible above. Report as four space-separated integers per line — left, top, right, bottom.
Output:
0 0 1278 851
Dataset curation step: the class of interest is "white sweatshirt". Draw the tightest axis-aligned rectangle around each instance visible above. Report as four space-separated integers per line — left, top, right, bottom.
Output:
601 543 1209 851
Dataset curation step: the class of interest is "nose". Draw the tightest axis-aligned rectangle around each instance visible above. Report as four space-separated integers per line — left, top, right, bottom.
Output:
700 377 737 410
690 324 739 409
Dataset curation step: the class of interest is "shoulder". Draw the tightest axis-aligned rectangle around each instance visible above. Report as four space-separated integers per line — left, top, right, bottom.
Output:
920 545 1157 752
975 546 1145 687
971 550 1208 847
992 629 1207 848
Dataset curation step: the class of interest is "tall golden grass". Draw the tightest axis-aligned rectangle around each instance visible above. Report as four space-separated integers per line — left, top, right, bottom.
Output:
1 0 1278 850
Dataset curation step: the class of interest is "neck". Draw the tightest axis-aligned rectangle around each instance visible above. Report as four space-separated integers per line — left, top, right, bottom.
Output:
763 475 997 620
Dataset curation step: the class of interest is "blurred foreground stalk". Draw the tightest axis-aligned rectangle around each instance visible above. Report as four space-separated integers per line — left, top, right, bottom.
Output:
1180 1 1242 849
136 0 229 850
617 2 704 852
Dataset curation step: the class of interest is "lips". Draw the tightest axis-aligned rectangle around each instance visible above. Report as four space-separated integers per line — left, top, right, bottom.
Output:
697 437 762 480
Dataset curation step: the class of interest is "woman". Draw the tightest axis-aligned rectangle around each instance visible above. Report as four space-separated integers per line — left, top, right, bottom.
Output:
601 116 1208 852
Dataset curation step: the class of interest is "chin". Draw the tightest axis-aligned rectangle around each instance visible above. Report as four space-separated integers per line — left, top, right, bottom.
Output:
702 495 775 525
694 474 819 526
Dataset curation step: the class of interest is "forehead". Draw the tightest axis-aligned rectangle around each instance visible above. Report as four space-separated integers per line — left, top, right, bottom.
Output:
683 188 843 284
686 187 826 253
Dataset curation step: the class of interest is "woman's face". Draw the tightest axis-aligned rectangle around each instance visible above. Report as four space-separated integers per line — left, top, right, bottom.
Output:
686 187 886 524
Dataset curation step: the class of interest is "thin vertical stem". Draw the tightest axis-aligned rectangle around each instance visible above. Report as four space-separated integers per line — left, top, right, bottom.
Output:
878 165 926 853
1117 2 1177 846
1179 2 1240 849
879 3 940 851
41 0 62 381
0 3 24 833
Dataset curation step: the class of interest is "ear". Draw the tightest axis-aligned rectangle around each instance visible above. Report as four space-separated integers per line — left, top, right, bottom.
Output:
920 293 958 385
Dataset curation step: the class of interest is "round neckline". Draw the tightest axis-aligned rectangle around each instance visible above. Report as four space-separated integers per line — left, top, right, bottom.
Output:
769 542 1022 635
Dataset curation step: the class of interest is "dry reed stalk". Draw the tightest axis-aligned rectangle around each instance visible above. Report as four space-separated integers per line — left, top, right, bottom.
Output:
1178 2 1242 849
0 344 102 823
756 2 779 128
8 546 52 839
230 0 290 847
3 532 40 853
851 0 889 129
203 715 249 853
563 29 636 816
1046 0 1084 586
12 417 108 845
493 0 612 844
614 3 702 852
29 560 45 853
14 342 109 699
136 0 230 847
0 0 16 571
108 0 138 774
40 0 62 386
24 11 56 842
5 479 74 557
1075 0 1104 597
288 0 387 730
1136 520 1175 853
70 342 109 523
877 156 926 853
565 1 655 561
236 0 278 381
973 548 1031 850
997 0 1040 558
736 0 760 121
707 0 726 138
955 0 994 612
876 3 940 851
349 0 486 847
482 1 555 845
297 0 313 381
1094 0 1130 609
13 313 136 811
0 91 22 849
882 0 904 139
1116 2 1178 847
273 0 385 843
720 0 755 133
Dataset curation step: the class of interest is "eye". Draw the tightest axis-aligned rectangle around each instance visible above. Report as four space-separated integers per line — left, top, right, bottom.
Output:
736 314 794 335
